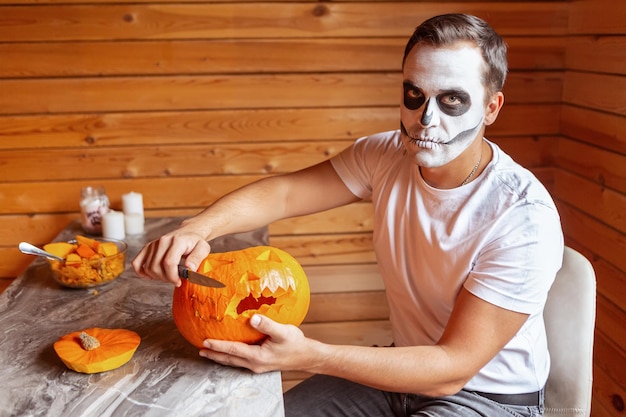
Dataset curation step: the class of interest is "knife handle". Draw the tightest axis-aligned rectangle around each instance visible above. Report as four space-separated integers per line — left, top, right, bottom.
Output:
177 265 189 278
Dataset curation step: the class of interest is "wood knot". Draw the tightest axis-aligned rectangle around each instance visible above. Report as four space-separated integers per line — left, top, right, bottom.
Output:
312 4 329 17
612 394 624 412
84 136 96 144
123 13 135 23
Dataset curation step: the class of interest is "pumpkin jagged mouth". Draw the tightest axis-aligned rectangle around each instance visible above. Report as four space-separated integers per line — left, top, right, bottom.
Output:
236 294 277 315
191 276 296 322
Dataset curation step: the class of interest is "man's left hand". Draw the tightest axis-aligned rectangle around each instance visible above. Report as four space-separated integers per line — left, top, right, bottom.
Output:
199 314 312 373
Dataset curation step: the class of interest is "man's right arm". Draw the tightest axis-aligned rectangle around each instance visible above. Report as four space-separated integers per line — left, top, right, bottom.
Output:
132 160 360 285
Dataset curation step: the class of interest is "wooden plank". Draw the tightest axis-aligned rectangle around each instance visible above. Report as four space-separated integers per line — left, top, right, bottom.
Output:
556 138 626 195
304 291 389 323
304 263 384 293
0 175 264 214
0 141 353 182
594 325 626 392
0 213 76 247
0 107 398 150
0 134 557 183
270 233 376 266
0 73 403 115
557 202 626 274
565 35 626 75
505 36 565 70
565 241 626 316
528 167 554 193
596 297 626 361
568 0 626 35
0 204 373 247
553 170 626 235
563 71 626 116
0 279 12 294
0 36 564 79
271 203 375 236
589 393 620 417
0 247 33 278
299 319 393 347
488 104 561 136
0 39 405 78
593 257 626 317
0 3 569 42
0 72 562 115
0 165 557 216
560 105 626 155
0 105 559 151
593 331 626 417
0 0 572 4
492 135 558 167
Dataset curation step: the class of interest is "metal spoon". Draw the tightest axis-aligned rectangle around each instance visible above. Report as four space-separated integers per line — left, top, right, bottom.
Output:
18 242 65 262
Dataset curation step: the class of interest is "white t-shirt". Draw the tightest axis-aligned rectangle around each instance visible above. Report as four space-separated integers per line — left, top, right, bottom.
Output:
330 130 564 394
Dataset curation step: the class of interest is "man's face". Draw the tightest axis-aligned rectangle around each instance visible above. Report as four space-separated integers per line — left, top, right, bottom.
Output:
400 42 489 168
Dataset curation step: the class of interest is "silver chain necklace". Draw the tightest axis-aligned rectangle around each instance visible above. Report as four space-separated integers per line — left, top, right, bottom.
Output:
460 149 482 186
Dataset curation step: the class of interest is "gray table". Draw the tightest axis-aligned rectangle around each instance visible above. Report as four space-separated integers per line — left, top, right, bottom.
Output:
0 218 284 417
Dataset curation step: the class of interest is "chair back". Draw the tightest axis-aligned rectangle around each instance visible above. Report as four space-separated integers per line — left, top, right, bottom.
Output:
543 246 596 417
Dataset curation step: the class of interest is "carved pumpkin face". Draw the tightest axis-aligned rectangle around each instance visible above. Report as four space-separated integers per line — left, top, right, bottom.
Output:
172 246 310 346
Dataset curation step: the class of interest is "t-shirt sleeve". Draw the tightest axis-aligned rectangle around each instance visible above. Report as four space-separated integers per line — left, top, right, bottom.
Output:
330 136 374 199
463 202 564 315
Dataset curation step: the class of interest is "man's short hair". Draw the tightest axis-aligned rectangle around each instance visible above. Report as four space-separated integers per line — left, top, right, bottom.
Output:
403 14 508 100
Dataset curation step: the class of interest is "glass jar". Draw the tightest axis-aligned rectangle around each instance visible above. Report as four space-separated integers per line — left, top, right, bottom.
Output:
80 186 110 234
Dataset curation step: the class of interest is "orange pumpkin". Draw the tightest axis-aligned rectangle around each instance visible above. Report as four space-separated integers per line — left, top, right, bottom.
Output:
53 327 141 374
172 246 310 346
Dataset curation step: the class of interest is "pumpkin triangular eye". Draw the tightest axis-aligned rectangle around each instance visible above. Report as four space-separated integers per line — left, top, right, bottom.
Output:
255 249 282 263
201 258 232 273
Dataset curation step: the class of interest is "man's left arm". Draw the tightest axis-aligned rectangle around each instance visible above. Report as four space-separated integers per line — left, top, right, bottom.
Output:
199 288 528 397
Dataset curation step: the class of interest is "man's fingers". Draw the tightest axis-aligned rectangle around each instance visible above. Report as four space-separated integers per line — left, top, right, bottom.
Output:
184 240 212 272
249 314 290 343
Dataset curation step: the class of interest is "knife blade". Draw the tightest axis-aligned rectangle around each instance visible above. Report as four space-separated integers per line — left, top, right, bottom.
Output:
177 265 225 288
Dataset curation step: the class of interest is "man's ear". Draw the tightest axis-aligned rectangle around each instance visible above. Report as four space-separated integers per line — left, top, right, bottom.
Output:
484 92 504 126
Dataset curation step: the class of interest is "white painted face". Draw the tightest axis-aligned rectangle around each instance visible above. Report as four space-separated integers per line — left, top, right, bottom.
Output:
400 42 489 168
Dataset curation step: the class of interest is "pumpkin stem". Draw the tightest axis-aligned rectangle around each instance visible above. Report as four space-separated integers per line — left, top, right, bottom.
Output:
78 331 101 350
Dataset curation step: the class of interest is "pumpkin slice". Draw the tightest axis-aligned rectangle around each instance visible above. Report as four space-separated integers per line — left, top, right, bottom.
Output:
75 243 97 259
75 235 100 251
53 327 141 373
43 242 76 259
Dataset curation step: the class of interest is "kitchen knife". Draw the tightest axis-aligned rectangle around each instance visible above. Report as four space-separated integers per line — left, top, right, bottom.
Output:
177 265 225 288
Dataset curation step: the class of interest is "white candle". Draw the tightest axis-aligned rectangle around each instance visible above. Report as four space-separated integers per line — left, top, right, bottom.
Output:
124 212 144 235
102 210 125 240
122 191 144 215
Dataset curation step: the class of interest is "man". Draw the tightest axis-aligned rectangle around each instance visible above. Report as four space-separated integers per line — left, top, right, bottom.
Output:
133 13 563 417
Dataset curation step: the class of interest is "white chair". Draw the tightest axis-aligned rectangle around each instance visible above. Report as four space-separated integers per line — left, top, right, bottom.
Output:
543 246 596 417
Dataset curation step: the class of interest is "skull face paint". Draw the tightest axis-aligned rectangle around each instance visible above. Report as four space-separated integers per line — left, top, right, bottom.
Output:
400 42 489 168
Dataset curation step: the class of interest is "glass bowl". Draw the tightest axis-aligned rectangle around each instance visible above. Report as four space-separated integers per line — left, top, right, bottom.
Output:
47 237 127 288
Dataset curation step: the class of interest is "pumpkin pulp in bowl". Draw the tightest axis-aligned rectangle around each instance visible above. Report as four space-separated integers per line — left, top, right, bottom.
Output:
45 235 127 288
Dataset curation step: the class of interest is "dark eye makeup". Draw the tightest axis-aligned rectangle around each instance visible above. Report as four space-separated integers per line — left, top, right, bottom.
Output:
402 82 472 117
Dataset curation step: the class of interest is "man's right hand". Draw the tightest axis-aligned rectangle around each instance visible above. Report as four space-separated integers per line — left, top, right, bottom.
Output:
131 229 211 287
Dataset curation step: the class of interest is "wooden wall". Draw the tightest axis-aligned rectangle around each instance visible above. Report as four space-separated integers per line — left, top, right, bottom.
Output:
557 1 626 416
1 0 623 415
